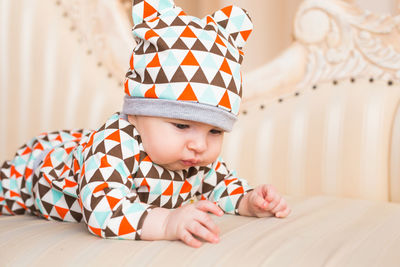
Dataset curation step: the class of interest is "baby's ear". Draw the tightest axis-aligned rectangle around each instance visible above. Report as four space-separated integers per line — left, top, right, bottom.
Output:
132 0 175 25
210 5 253 49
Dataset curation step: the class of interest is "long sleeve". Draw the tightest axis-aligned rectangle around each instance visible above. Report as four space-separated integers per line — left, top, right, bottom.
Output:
199 157 252 214
78 114 154 240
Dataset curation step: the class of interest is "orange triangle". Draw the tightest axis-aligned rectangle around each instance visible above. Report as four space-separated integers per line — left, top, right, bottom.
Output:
43 173 52 185
221 5 233 17
21 147 32 155
33 142 44 151
73 159 80 172
65 147 74 154
162 182 173 196
63 179 77 189
100 155 112 168
85 132 95 150
134 154 140 162
106 130 121 143
181 51 199 66
89 225 102 236
106 195 121 210
41 156 53 168
240 30 252 41
231 187 244 195
55 135 62 142
147 53 161 68
72 133 82 139
124 79 130 95
215 35 226 47
224 178 235 186
140 178 150 191
216 161 221 170
17 201 27 210
178 84 198 101
218 90 232 110
220 58 232 75
25 168 33 179
60 165 71 176
181 26 196 38
206 16 215 24
143 1 157 20
143 155 152 162
10 191 20 198
119 216 136 236
145 29 159 40
130 54 134 69
55 206 69 219
180 180 192 194
179 10 187 16
93 182 108 194
10 166 22 178
145 85 158 98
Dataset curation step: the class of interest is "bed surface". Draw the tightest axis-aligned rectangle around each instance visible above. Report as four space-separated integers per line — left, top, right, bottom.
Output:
2 195 400 266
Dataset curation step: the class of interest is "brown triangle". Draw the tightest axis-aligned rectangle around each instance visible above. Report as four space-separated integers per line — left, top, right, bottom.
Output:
64 194 77 209
225 49 237 62
217 19 229 29
160 170 172 180
135 43 145 54
157 38 169 50
146 166 160 178
143 69 154 84
211 71 226 88
163 197 173 209
154 19 168 29
227 78 238 94
189 20 202 29
151 196 161 206
70 210 83 222
145 44 157 53
190 67 209 83
210 43 224 57
171 16 186 26
41 200 54 214
155 68 169 83
124 156 135 172
170 66 188 83
191 39 207 52
171 38 189 50
108 145 123 159
94 141 106 154
173 172 184 181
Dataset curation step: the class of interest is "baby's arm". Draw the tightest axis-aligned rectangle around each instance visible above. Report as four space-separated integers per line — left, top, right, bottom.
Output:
238 184 290 218
141 200 223 248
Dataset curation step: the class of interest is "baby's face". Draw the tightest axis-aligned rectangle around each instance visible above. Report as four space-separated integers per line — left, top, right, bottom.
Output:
128 115 224 171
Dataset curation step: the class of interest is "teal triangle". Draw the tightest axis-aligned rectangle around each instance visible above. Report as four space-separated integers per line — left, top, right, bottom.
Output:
10 179 18 190
82 186 92 202
163 8 178 18
158 0 174 14
122 139 136 153
162 27 179 39
212 186 224 201
135 54 147 70
53 149 65 162
94 211 111 228
13 156 26 167
231 95 240 114
52 188 63 204
199 86 218 106
198 30 213 42
26 180 32 193
126 203 146 214
193 175 201 187
36 198 45 215
173 183 182 196
86 157 98 172
116 161 128 178
132 12 143 26
162 51 179 67
159 84 176 100
224 197 235 213
202 53 218 69
132 84 144 97
231 15 245 31
94 130 105 145
151 181 163 195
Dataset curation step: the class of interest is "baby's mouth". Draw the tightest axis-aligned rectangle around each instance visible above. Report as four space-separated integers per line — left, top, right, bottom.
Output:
181 160 200 167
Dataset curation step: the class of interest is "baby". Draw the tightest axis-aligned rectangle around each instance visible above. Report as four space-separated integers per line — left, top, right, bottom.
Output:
0 0 290 248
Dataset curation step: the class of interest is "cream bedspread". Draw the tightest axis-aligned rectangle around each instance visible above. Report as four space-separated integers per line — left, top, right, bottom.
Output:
1 195 399 266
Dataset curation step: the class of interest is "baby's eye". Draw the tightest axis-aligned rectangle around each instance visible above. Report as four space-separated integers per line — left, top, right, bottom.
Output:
174 123 189 129
210 129 222 135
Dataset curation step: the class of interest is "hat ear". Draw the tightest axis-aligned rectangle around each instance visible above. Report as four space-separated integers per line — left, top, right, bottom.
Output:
132 0 175 25
210 5 253 49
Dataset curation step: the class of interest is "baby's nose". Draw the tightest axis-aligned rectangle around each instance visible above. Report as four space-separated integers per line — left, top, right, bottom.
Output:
187 136 207 153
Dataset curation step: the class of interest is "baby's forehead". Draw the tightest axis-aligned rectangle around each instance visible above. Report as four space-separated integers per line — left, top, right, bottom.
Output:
142 115 224 129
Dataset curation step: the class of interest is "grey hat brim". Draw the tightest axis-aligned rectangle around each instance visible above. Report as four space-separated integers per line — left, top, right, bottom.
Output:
122 96 236 132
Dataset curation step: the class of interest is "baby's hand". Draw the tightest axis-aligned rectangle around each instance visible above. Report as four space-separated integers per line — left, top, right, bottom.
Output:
163 200 223 248
239 184 290 218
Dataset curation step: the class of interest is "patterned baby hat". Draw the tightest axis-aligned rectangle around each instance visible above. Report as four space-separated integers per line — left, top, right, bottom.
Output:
123 0 253 131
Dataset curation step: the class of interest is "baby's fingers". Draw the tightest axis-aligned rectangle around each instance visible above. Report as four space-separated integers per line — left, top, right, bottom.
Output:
271 198 287 215
275 207 291 218
196 200 223 216
188 221 219 244
180 230 202 248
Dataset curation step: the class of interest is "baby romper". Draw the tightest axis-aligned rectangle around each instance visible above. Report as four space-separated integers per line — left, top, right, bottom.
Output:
0 113 252 239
